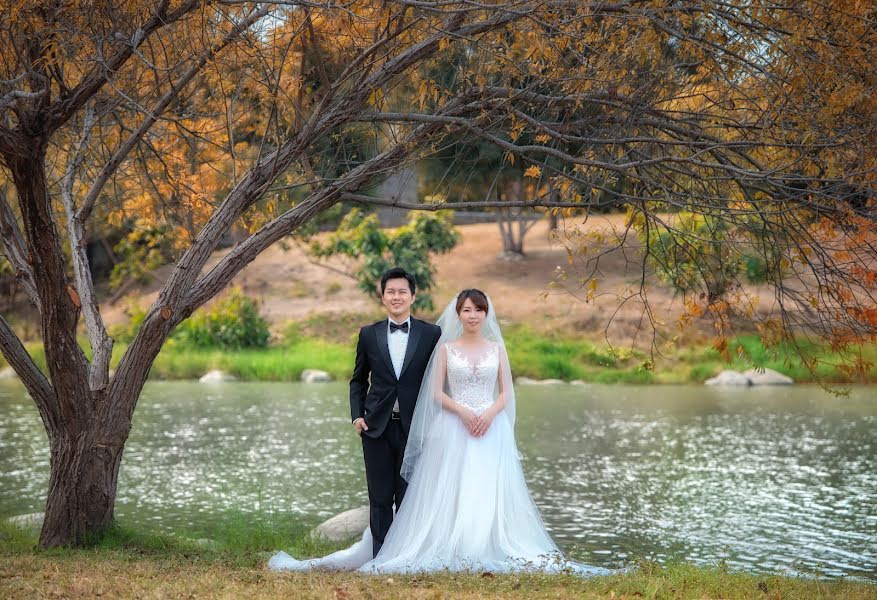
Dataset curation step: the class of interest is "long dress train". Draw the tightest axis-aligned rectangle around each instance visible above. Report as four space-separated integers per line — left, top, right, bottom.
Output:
269 343 611 576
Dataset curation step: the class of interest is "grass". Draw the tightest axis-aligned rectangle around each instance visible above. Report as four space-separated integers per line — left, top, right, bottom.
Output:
2 321 877 385
147 339 354 381
1 520 874 599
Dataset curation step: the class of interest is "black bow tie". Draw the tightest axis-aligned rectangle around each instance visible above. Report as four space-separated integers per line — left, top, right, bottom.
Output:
390 321 409 334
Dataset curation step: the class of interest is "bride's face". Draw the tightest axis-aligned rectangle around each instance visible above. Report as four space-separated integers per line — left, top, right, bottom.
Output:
458 298 486 334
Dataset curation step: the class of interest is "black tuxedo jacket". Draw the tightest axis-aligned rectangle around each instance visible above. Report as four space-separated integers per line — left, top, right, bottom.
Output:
349 317 442 438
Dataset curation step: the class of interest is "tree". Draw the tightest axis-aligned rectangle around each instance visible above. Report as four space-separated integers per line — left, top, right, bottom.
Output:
309 209 458 311
0 1 874 549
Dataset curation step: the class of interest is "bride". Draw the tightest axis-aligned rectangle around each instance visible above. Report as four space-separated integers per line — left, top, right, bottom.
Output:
269 289 610 575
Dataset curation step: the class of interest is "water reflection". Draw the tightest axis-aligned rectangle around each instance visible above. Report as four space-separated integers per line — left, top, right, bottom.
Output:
0 380 874 578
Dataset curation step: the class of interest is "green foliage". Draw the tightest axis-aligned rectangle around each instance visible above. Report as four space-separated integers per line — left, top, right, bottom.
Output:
503 326 634 381
640 212 740 298
742 252 769 284
109 219 176 291
174 289 270 350
148 340 353 381
108 290 271 350
310 208 459 310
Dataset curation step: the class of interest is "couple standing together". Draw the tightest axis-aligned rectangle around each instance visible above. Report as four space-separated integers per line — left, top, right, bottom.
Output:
270 268 608 575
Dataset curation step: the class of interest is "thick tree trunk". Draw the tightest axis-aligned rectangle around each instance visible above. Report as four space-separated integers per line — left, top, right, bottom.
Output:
39 426 127 547
8 147 120 548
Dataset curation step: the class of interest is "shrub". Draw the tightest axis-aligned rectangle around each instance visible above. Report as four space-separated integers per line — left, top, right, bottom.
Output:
175 289 270 349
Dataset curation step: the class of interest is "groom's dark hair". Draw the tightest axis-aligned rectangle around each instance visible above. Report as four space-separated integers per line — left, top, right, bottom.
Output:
381 267 416 295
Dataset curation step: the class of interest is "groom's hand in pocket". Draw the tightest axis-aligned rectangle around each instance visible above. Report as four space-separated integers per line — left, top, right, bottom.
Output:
353 418 369 436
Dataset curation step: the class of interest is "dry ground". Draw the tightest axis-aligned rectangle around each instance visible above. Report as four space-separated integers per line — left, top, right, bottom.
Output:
100 213 782 349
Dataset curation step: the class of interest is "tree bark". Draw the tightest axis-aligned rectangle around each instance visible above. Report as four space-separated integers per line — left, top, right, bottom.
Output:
39 425 127 548
497 180 530 258
7 147 114 548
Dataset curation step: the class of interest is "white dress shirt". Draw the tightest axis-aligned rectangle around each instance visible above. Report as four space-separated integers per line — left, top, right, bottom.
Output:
388 317 410 412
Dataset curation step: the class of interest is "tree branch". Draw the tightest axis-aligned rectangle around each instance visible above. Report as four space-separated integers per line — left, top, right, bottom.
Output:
0 315 56 429
341 192 588 210
60 104 113 392
76 4 272 223
0 88 46 112
45 0 200 134
0 187 40 309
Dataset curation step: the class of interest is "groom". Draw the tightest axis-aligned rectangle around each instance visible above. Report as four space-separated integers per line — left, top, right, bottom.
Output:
350 267 442 557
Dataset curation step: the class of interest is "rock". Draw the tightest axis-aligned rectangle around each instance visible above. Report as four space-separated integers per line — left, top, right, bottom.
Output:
0 367 18 380
5 512 44 529
743 368 794 385
311 506 369 542
515 376 565 385
199 370 237 383
705 370 751 386
570 380 587 386
301 369 332 383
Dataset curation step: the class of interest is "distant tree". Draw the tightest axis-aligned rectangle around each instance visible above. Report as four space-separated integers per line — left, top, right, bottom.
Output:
309 209 458 311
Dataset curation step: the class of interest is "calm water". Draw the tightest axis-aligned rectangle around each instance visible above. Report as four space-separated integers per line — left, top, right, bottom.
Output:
1 380 875 578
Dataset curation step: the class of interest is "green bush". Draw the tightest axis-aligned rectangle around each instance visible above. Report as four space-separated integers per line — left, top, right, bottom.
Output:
175 289 270 349
309 208 459 311
640 212 740 298
742 253 769 284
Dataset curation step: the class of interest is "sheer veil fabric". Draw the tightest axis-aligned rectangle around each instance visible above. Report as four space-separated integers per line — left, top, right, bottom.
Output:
400 292 515 482
268 294 612 576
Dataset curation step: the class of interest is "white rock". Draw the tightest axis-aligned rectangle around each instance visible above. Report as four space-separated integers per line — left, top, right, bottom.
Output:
5 512 44 529
311 506 369 542
743 368 794 385
0 367 18 380
570 380 588 386
301 369 332 383
705 370 751 386
515 376 565 385
199 370 237 383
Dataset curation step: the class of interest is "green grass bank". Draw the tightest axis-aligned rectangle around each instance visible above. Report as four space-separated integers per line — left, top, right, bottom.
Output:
1 521 873 599
3 323 877 384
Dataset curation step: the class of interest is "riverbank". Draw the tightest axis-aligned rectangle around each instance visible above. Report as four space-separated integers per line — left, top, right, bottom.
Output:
3 326 876 385
1 522 873 599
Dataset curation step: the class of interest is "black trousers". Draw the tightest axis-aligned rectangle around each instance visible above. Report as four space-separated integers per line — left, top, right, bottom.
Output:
361 418 408 557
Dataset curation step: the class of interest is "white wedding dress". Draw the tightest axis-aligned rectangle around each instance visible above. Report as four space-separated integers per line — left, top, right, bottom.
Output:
269 341 611 576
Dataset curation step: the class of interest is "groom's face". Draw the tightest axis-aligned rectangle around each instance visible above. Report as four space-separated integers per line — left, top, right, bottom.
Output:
382 277 414 320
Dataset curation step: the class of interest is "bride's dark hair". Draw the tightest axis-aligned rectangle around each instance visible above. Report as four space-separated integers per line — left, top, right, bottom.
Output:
455 288 489 315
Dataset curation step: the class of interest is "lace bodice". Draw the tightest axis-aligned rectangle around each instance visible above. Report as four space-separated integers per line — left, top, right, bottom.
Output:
445 343 499 415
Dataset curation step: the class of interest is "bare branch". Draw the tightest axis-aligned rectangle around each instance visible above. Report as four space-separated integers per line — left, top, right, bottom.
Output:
0 187 40 309
60 104 113 392
341 192 588 210
0 88 46 112
0 315 56 428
